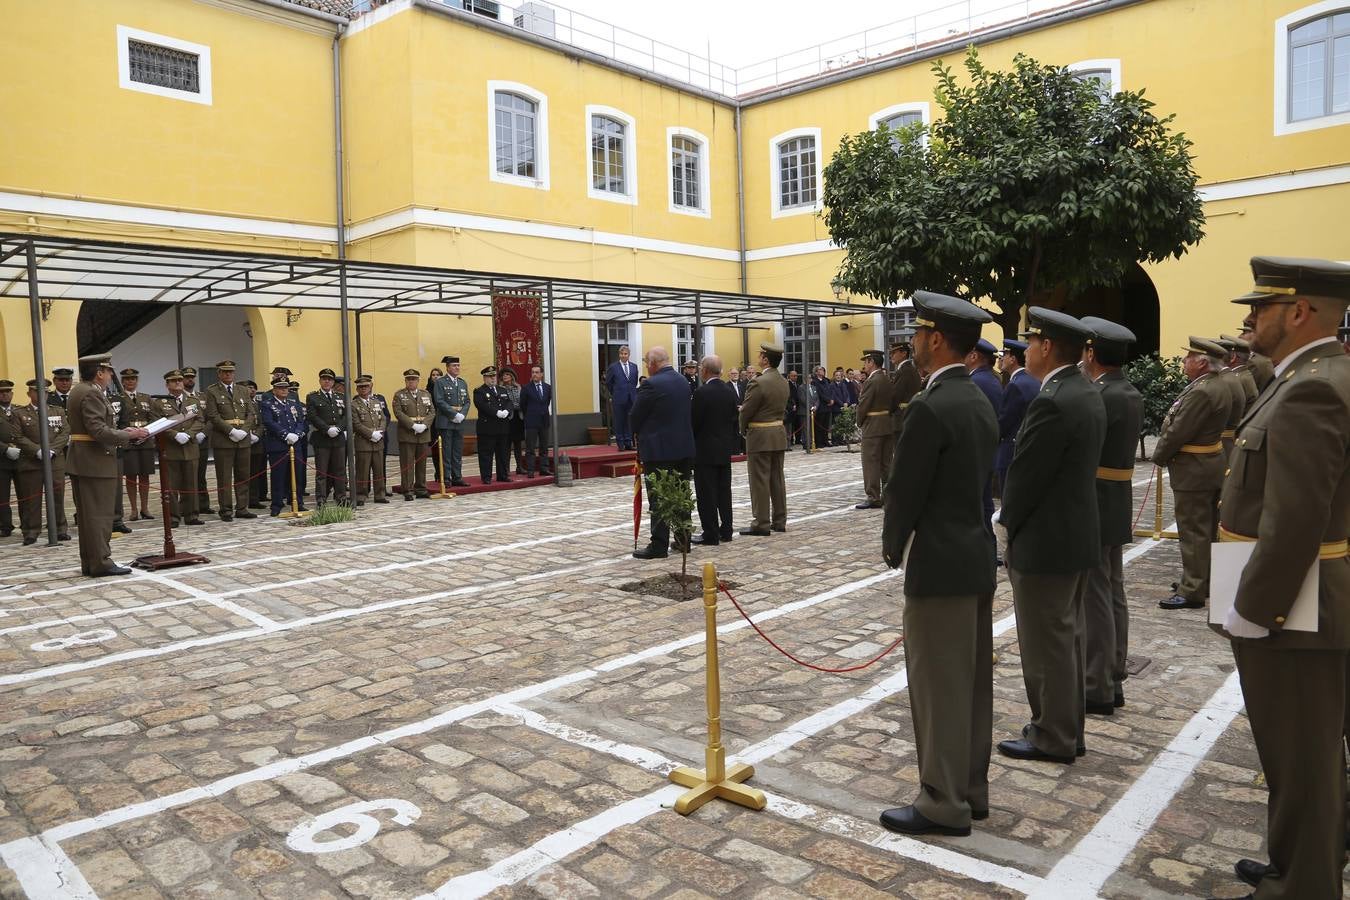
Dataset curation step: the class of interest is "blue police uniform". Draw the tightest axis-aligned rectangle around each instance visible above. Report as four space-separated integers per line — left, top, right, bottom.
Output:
260 391 307 514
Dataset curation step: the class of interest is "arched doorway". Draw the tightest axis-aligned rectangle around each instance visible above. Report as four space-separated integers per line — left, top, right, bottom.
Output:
1066 264 1160 360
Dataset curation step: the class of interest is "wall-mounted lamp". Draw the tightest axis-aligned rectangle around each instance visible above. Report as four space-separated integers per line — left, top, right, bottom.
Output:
242 321 253 339
839 322 851 331
830 276 851 304
285 310 303 328
40 298 53 321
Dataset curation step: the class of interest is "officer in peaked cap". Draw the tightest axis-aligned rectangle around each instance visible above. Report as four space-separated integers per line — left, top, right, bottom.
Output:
13 376 70 544
1153 336 1233 612
997 307 1105 764
473 365 513 484
1215 256 1350 899
204 359 257 521
738 341 790 536
394 367 433 499
995 338 1038 498
0 377 18 537
1216 334 1259 410
1078 316 1143 715
879 291 997 836
1237 322 1276 392
887 339 922 459
118 367 157 521
854 349 894 509
176 366 212 513
433 356 471 487
1210 337 1251 457
306 368 347 504
260 373 308 515
966 336 1002 559
49 367 74 409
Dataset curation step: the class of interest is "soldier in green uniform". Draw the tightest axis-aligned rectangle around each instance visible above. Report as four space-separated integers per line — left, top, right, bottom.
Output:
204 360 258 521
1215 339 1249 458
181 366 213 514
119 369 158 521
156 370 205 528
0 379 17 537
996 308 1105 764
738 342 790 536
306 368 348 505
887 341 922 456
351 376 388 505
48 367 73 409
879 292 997 836
855 350 895 509
1215 256 1350 899
14 378 71 544
1154 337 1232 611
1239 324 1276 393
245 380 267 509
432 356 471 487
1080 317 1143 713
67 355 149 576
1218 335 1260 410
393 368 433 500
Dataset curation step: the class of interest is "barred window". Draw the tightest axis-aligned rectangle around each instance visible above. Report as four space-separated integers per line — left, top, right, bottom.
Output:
675 324 696 366
885 308 917 345
783 318 821 375
777 136 817 210
127 39 200 94
671 136 701 210
494 91 537 178
591 115 628 195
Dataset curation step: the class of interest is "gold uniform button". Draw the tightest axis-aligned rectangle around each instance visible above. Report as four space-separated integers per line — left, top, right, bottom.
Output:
1274 616 1286 625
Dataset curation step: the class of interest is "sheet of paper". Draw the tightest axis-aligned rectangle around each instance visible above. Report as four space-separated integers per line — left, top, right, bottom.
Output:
142 417 180 437
1208 541 1319 632
900 531 915 572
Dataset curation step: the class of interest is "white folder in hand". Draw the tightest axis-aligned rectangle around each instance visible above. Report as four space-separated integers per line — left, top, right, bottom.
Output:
1208 541 1319 632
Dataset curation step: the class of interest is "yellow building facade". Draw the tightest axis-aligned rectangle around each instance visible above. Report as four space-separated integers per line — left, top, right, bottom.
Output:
1 0 1346 435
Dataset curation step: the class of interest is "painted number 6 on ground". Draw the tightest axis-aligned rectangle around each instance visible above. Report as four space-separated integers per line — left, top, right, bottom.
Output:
285 799 422 854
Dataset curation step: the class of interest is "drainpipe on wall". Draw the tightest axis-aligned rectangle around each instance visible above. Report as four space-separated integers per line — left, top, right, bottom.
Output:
735 104 750 368
333 25 357 497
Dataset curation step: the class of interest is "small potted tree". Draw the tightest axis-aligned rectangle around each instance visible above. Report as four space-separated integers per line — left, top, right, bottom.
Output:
646 467 697 596
830 406 860 452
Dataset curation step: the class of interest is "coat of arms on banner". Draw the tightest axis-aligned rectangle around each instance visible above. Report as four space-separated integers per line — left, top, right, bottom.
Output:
491 292 543 385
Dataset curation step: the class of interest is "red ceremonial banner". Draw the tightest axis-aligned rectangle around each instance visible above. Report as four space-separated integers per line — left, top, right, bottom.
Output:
491 293 543 386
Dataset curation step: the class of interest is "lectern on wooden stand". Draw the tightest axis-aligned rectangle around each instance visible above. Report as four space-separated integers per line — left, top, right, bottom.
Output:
132 431 209 571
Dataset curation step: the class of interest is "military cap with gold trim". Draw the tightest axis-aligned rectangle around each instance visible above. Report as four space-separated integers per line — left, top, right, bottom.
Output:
215 360 236 372
888 340 912 353
912 290 992 338
1217 334 1250 352
0 379 13 390
180 366 198 377
118 367 140 378
861 349 884 366
270 366 293 376
759 341 784 354
163 369 184 381
52 366 75 377
25 378 51 389
74 355 110 368
318 368 336 379
442 355 459 364
1183 336 1227 361
242 380 257 389
355 375 373 386
1081 316 1137 350
480 365 497 376
403 368 421 378
1019 306 1091 342
1233 256 1350 306
270 374 290 388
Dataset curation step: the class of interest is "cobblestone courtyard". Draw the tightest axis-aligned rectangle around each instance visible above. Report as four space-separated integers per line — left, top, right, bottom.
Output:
0 449 1314 899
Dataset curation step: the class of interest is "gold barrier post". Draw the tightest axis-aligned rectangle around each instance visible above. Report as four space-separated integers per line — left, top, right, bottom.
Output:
669 562 766 816
806 408 815 454
278 446 310 520
1132 466 1177 540
434 437 453 499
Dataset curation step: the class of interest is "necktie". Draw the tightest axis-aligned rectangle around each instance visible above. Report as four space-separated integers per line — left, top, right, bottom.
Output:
227 385 232 396
537 383 543 399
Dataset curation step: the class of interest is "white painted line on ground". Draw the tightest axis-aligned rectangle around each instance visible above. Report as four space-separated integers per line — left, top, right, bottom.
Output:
494 703 681 773
1027 670 1246 900
139 573 279 629
0 834 97 900
0 599 200 638
1122 523 1177 565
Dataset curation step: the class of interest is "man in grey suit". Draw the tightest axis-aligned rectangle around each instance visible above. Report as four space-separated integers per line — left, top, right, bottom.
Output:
432 355 471 488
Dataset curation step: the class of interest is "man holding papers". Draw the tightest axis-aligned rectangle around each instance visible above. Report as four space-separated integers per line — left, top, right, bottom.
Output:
1216 256 1350 900
879 292 997 837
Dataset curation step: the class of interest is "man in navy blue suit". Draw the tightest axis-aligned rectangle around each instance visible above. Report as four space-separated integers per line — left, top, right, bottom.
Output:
691 355 738 545
630 346 695 560
604 345 640 451
519 364 554 477
968 337 1003 560
995 339 1040 497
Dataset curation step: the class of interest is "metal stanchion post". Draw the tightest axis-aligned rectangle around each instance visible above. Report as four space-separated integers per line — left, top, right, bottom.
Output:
278 446 310 519
434 436 453 499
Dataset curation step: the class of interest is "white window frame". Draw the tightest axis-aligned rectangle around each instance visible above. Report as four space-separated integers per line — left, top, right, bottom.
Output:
487 80 549 190
1067 58 1122 96
868 102 930 132
586 104 638 205
769 127 823 219
116 25 212 106
1275 2 1350 135
666 126 711 218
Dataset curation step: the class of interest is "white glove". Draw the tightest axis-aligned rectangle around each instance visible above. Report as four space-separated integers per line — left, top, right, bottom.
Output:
249 433 259 444
5 446 19 460
48 449 56 459
496 409 509 419
1224 605 1270 639
195 431 206 444
412 423 427 434
452 413 465 424
174 432 190 445
33 448 43 459
285 433 299 445
371 430 384 442
228 428 247 442
326 426 339 438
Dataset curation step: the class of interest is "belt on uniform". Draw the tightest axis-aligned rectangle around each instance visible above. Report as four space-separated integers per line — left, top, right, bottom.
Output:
1179 442 1223 455
1095 466 1134 482
223 419 244 425
70 434 95 442
1221 429 1236 439
865 411 888 417
1219 525 1349 560
899 403 910 409
748 422 781 428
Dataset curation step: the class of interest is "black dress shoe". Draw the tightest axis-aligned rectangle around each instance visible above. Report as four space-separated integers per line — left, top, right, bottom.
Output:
854 501 882 510
739 527 771 537
1159 594 1204 610
58 533 71 541
184 518 204 526
201 507 215 515
0 529 11 537
91 565 132 577
1234 859 1275 888
220 513 234 522
1077 743 1087 757
719 533 733 543
270 510 281 517
140 512 155 520
996 738 1075 764
497 477 512 483
374 498 389 504
971 808 989 821
771 524 786 532
22 536 36 545
249 503 265 510
691 534 719 546
112 523 133 534
1086 700 1115 716
1114 689 1125 708
878 805 970 837
632 545 668 560
450 480 469 487
235 510 257 519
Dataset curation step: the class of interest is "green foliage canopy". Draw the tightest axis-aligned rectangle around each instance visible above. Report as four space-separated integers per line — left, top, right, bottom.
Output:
1125 352 1188 441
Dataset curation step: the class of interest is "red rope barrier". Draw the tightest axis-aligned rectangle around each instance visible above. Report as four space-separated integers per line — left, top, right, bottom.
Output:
716 581 904 674
1131 465 1157 533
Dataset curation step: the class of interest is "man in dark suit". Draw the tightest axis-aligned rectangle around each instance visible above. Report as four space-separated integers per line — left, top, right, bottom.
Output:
472 366 513 484
996 307 1106 764
630 346 695 559
1080 317 1143 715
727 367 746 453
880 292 998 837
604 345 640 451
305 368 348 505
519 364 554 476
995 339 1039 497
691 356 737 545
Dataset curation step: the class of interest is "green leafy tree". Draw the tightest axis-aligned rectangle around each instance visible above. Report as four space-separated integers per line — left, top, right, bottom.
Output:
822 48 1205 336
646 468 695 579
1124 353 1188 458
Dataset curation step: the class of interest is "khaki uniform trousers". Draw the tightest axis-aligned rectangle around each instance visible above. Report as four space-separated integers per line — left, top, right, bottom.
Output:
860 434 893 503
1171 484 1218 601
163 458 199 522
746 449 786 530
903 592 993 827
17 460 69 538
1083 544 1127 705
355 446 386 501
214 443 252 514
1233 641 1347 899
69 474 117 574
1010 567 1087 758
399 440 429 496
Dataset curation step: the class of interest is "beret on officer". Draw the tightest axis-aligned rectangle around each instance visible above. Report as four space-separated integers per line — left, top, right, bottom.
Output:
1081 316 1137 350
1020 306 1092 342
1184 336 1227 361
403 368 420 378
1233 255 1350 307
912 290 992 338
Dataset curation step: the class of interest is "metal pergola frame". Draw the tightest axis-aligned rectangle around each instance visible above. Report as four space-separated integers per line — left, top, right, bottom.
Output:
1 232 867 544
